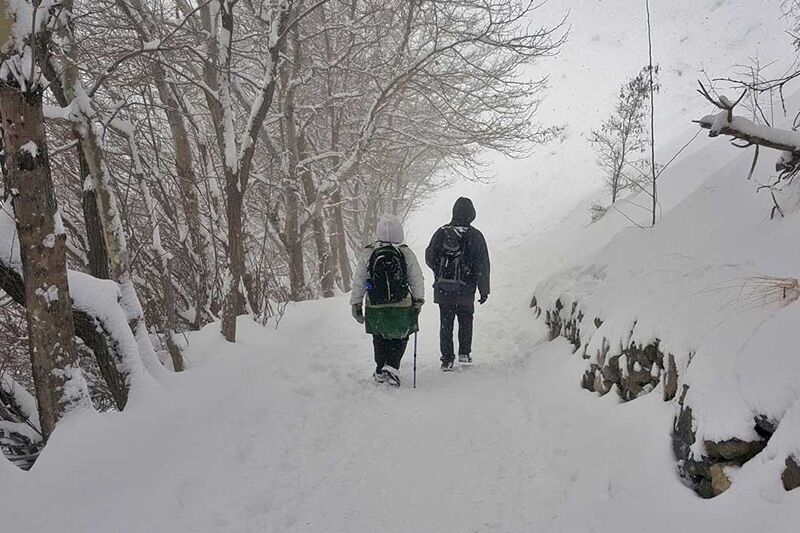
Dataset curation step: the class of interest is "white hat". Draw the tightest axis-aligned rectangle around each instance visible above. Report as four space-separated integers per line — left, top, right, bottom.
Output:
376 214 404 244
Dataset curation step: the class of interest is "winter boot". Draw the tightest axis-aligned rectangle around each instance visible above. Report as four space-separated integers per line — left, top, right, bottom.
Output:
441 356 454 372
383 366 401 387
458 353 472 364
373 370 388 384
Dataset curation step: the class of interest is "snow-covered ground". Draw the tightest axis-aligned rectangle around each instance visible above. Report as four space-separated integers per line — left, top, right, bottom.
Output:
0 253 794 532
3 212 798 531
4 0 800 531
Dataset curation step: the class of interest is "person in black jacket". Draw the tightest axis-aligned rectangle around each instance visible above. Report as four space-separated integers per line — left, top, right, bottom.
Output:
425 197 490 370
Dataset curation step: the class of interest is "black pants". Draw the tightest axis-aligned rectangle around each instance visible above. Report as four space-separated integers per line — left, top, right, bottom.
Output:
373 336 409 372
439 304 474 362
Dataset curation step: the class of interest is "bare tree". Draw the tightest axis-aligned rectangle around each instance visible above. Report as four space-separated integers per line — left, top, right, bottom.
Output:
0 0 92 439
590 67 659 205
269 0 564 297
116 0 213 331
178 0 297 342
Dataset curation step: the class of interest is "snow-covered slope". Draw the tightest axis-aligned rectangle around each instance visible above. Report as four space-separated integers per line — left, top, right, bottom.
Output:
534 108 800 485
520 0 800 502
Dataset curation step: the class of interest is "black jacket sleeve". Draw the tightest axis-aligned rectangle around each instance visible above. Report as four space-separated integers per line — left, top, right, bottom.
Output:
471 229 490 297
425 228 444 272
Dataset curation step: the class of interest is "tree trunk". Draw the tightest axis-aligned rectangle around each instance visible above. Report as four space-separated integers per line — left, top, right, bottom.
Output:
611 166 620 204
206 0 292 341
82 180 109 279
154 67 210 330
221 175 246 342
311 214 335 297
296 142 334 297
218 1 256 341
328 218 343 290
284 183 307 301
300 170 335 298
1 71 129 408
320 4 351 292
330 188 352 291
35 43 110 281
0 85 91 439
161 258 184 372
284 26 333 298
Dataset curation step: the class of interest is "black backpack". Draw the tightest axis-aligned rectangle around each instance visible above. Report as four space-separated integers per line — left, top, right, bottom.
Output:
367 244 409 305
436 225 469 294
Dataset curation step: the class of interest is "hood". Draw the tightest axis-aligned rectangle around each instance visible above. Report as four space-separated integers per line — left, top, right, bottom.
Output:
375 214 404 244
451 197 476 225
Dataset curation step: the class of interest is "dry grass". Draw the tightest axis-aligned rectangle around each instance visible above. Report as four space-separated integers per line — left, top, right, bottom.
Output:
728 275 800 310
696 275 800 318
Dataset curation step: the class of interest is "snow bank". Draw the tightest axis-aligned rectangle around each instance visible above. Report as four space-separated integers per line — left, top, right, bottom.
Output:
534 89 800 496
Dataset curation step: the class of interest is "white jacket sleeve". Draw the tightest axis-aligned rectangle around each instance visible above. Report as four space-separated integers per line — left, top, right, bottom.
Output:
349 247 371 305
402 247 425 301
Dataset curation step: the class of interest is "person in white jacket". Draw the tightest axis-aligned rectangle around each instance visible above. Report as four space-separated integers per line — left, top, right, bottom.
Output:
350 215 425 386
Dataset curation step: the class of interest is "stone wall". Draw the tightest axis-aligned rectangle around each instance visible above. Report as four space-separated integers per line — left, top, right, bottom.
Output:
534 296 791 498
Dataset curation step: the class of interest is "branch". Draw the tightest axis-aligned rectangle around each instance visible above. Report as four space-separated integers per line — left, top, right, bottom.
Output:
694 112 800 153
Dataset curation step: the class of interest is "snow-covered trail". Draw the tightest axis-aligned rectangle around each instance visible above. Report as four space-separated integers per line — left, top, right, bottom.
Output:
5 229 793 533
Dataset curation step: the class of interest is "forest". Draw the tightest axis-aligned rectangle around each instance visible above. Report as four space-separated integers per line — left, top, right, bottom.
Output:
0 0 560 450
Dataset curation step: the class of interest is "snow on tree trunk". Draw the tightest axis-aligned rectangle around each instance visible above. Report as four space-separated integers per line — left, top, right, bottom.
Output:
217 0 293 341
70 94 169 381
0 207 149 411
33 30 112 282
0 83 92 439
309 206 336 298
81 170 110 280
51 7 169 380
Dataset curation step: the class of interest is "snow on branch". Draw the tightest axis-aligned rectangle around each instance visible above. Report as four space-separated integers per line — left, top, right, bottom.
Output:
695 112 800 153
694 81 800 154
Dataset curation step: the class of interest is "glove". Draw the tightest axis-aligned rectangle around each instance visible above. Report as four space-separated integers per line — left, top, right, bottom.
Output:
351 303 365 324
479 293 489 305
413 298 425 311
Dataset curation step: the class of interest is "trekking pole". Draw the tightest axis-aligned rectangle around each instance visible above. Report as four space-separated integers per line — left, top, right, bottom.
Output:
413 332 418 389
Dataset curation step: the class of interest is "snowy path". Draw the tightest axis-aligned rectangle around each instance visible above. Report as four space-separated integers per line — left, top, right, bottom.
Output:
6 237 791 533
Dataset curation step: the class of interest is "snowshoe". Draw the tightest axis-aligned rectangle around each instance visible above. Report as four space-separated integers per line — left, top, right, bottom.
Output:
441 359 454 372
383 366 401 387
458 354 472 364
373 371 388 384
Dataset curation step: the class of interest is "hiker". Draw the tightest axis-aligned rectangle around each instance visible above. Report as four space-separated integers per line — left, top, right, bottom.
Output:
351 215 425 386
425 197 490 371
